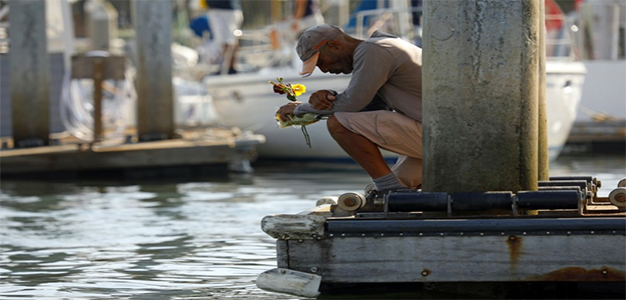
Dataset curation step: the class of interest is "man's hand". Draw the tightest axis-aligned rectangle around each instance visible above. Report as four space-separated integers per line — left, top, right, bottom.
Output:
277 102 300 121
309 90 336 110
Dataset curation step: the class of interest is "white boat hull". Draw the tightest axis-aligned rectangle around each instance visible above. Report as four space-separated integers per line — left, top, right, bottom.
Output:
545 61 587 158
206 61 585 161
206 68 363 161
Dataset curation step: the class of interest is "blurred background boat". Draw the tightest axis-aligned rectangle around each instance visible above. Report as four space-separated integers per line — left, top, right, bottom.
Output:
200 0 586 162
0 0 264 178
562 0 625 154
4 0 619 165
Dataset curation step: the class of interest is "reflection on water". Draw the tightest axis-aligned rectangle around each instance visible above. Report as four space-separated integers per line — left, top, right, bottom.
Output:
0 165 369 300
0 155 624 299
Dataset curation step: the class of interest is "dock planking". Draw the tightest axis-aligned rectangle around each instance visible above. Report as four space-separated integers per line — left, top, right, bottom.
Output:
258 189 626 298
0 128 265 179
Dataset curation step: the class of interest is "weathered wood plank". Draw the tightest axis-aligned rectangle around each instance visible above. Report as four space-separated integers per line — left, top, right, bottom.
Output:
261 214 326 240
285 234 626 283
0 138 258 174
276 240 289 269
71 55 126 80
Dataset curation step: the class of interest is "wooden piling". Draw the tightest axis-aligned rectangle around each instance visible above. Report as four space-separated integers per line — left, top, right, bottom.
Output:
131 0 175 141
71 54 126 142
422 0 542 193
9 0 50 147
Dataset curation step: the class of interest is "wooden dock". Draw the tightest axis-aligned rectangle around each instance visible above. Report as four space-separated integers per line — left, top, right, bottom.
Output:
565 120 626 154
0 127 265 179
0 1 268 181
257 177 626 298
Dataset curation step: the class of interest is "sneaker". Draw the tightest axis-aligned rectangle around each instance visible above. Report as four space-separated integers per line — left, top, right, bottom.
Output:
364 183 375 194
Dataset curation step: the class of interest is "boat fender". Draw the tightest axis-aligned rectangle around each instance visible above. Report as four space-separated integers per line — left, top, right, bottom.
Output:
337 192 366 211
256 268 321 298
608 187 626 210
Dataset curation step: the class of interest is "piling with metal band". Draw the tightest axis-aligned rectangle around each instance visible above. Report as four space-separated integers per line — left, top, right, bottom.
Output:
422 0 541 193
132 0 175 141
9 0 50 147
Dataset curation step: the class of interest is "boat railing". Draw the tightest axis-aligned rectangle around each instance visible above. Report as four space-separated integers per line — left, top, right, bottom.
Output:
353 6 420 41
574 1 626 61
545 12 578 61
198 26 294 75
353 5 582 62
0 4 7 55
237 28 291 69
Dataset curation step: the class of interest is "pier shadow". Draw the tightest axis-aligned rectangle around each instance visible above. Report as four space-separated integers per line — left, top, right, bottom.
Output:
317 281 626 299
0 164 256 186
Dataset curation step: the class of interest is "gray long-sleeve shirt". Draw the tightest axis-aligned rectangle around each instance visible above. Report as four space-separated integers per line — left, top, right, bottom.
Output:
294 31 423 122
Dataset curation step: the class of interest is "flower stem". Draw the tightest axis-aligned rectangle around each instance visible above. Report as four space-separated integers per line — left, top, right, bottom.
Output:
301 126 311 148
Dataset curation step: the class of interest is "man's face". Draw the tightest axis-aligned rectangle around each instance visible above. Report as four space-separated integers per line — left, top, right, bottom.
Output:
316 43 353 75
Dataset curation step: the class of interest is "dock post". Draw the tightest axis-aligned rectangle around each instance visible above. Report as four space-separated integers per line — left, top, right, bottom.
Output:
537 0 550 181
8 0 50 148
131 0 175 141
93 57 104 142
422 0 542 193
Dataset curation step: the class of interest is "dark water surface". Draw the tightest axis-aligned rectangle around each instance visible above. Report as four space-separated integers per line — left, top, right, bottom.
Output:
1 155 624 300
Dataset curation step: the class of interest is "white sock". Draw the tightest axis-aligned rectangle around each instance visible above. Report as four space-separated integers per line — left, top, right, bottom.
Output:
373 172 403 192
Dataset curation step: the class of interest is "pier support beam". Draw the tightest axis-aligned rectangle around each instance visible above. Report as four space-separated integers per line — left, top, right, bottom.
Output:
422 0 543 193
132 0 175 141
9 0 50 147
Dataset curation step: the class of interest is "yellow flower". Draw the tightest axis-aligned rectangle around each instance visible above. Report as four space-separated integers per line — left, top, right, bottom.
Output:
292 84 306 97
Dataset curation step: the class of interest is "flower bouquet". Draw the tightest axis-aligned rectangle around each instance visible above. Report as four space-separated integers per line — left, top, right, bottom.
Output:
269 77 324 148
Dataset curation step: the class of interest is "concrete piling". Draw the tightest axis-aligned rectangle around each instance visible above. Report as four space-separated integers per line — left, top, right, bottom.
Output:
9 0 50 147
422 0 543 193
132 0 175 141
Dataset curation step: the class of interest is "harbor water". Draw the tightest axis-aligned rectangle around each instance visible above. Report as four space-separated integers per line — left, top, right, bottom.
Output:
1 154 624 300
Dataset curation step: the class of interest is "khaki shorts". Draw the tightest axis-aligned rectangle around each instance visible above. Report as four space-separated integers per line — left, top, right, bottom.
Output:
335 110 423 188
